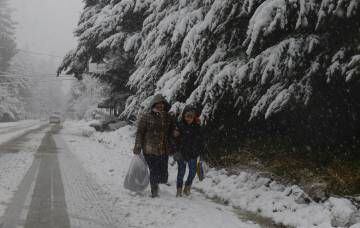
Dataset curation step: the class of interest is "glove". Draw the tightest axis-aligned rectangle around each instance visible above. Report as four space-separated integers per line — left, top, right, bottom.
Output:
133 146 141 155
173 152 183 161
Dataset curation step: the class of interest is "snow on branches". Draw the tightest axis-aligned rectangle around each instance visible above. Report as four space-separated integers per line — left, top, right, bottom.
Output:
60 0 360 129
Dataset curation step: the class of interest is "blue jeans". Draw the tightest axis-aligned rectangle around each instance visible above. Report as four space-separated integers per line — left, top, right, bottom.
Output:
177 159 197 188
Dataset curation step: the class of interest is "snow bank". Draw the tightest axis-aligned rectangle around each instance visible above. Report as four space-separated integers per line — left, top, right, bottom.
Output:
63 120 134 147
0 120 39 129
196 169 360 228
61 121 260 228
62 121 360 228
0 120 43 145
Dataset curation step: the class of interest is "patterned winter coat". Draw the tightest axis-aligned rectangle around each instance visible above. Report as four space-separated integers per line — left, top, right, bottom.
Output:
133 95 175 156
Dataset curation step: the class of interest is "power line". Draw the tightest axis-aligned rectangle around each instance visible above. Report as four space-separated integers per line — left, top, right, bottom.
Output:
0 75 74 79
0 78 76 83
0 70 62 76
0 74 74 79
16 49 63 58
0 77 76 82
0 71 74 79
0 79 75 85
0 72 76 84
0 46 64 58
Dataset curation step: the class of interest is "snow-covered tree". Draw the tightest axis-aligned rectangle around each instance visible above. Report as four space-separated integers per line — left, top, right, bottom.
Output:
61 0 360 146
0 52 68 121
0 0 17 71
0 0 21 121
65 75 110 120
57 0 151 94
0 1 68 121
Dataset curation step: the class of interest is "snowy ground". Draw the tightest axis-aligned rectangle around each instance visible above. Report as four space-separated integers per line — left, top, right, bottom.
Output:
61 121 260 228
0 120 40 129
61 120 360 228
0 120 44 145
1 120 358 227
0 124 49 218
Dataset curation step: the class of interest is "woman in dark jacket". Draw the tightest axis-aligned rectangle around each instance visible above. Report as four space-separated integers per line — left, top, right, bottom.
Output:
133 94 175 198
174 106 203 197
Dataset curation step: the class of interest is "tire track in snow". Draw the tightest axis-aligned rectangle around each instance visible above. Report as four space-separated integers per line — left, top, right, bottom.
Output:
0 125 50 228
0 124 48 151
23 128 70 228
54 133 125 228
0 122 40 135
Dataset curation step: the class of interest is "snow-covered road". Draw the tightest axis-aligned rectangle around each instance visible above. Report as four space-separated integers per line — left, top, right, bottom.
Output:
0 122 262 228
0 120 358 228
0 120 45 145
0 122 49 223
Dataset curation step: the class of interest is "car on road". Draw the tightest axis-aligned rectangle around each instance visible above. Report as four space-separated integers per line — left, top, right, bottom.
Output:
49 114 61 124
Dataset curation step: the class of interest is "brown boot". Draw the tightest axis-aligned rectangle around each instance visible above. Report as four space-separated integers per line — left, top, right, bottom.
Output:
151 184 159 198
176 188 182 197
183 185 191 196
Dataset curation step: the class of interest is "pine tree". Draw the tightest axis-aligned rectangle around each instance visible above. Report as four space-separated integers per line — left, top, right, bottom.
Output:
58 0 152 95
65 75 110 120
60 0 360 146
0 0 20 121
0 0 17 71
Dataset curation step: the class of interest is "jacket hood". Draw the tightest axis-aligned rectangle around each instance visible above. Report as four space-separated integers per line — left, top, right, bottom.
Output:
150 94 170 111
181 105 197 120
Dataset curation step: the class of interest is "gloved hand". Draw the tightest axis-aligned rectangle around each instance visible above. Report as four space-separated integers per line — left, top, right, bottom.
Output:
173 152 183 161
133 146 141 155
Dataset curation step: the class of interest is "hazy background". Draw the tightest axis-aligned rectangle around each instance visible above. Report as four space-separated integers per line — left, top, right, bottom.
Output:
9 0 84 96
10 0 83 59
6 0 84 113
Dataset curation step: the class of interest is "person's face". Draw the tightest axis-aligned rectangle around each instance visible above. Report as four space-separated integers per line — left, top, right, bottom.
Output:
184 112 195 125
154 102 165 112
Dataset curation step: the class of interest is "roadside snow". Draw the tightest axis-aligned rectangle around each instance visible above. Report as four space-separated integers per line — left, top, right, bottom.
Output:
196 170 359 228
61 121 260 228
0 120 40 129
0 120 43 145
61 121 360 228
0 126 48 217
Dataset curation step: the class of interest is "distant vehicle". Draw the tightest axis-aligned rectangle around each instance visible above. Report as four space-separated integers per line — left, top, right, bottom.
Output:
49 114 61 124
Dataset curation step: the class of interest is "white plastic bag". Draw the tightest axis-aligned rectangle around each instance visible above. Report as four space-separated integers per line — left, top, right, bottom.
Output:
124 154 150 192
197 160 209 181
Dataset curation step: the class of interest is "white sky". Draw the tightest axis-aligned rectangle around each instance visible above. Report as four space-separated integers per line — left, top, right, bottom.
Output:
10 0 84 94
10 0 83 58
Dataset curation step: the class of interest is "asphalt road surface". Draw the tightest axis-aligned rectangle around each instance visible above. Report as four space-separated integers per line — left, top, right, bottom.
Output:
0 123 282 228
0 125 121 228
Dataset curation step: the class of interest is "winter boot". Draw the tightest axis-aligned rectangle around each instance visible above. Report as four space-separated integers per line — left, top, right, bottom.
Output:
176 188 182 197
183 185 191 196
151 185 159 198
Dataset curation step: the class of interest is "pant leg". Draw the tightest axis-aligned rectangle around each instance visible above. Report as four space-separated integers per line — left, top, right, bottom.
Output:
144 154 161 186
185 159 198 187
159 155 169 184
177 160 186 189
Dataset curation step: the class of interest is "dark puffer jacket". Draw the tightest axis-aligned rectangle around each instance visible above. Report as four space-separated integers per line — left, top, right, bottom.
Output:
175 107 204 161
133 94 175 156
